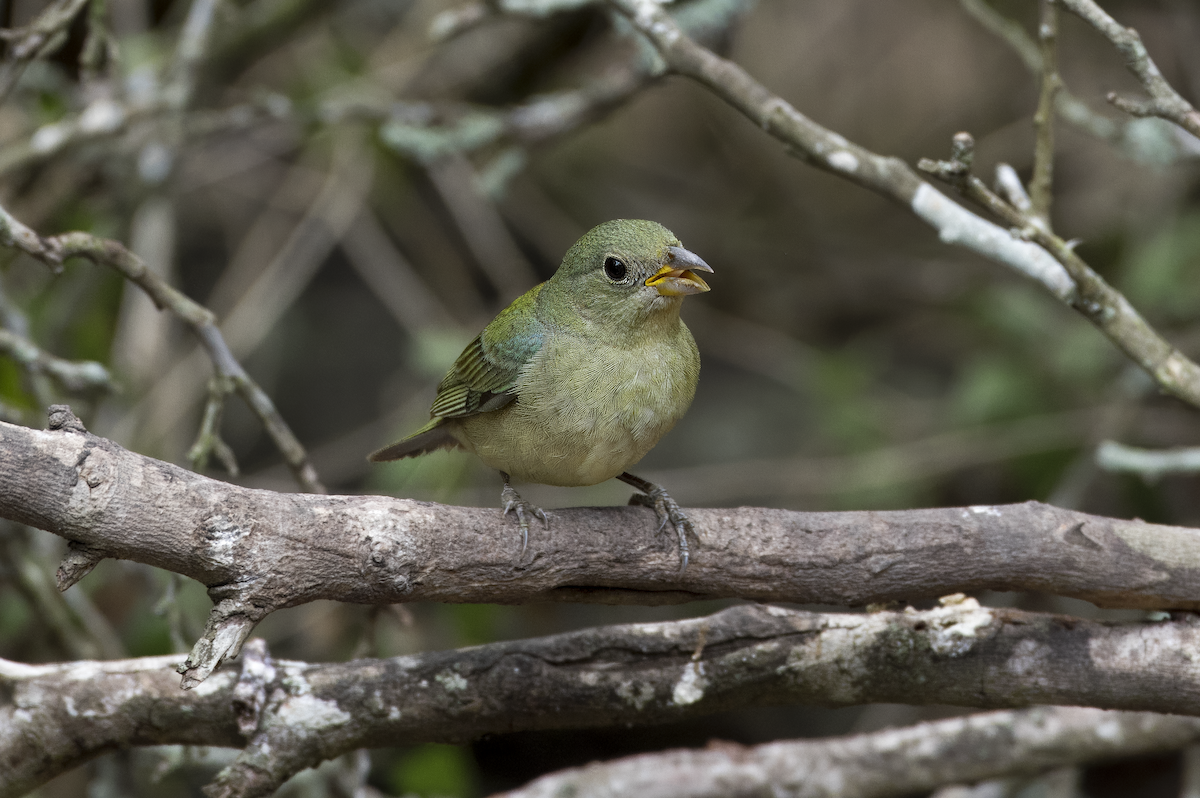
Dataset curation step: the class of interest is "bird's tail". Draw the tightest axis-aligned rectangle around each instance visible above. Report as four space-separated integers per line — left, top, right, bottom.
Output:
368 418 459 462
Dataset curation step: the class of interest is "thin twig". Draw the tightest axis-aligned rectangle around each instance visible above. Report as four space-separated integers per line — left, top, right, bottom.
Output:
0 328 115 394
0 203 324 493
917 132 1200 410
957 0 1197 163
604 0 1200 412
0 0 90 104
1095 440 1200 481
1029 0 1059 227
1057 0 1200 138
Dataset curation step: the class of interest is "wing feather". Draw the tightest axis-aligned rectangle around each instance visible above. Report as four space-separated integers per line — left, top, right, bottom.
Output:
428 285 545 420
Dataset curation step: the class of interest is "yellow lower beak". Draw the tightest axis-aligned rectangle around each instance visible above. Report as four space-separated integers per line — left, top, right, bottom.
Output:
645 265 711 296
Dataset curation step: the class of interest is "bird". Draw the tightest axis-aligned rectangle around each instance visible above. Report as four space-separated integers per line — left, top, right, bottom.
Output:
369 219 712 569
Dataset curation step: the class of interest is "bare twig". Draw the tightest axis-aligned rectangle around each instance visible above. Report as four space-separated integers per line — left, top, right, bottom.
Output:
495 707 1200 798
0 0 90 104
0 203 324 493
1057 0 1200 139
187 375 239 476
1095 440 1200 481
606 0 1200 412
1029 0 1059 227
118 134 373 451
917 132 1200 410
165 0 223 111
0 328 115 393
957 0 1197 163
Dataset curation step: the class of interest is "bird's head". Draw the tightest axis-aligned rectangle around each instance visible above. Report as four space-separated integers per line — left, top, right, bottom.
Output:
545 219 712 331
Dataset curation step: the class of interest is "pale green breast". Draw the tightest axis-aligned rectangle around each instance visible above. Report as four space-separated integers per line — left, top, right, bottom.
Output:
453 319 700 487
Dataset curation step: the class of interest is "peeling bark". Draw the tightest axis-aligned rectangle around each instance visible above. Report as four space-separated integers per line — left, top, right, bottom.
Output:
6 602 1200 797
5 413 1200 687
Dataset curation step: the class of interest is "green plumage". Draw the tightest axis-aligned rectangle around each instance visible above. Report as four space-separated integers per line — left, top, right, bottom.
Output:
370 219 712 566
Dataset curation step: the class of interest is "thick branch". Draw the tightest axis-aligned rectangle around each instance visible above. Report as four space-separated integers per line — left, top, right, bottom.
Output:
495 706 1200 798
8 602 1200 797
6 411 1200 686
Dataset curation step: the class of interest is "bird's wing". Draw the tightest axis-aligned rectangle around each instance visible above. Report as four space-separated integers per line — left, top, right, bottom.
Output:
429 286 545 419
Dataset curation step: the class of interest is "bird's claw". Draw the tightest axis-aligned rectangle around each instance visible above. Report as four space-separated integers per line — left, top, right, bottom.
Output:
629 486 694 571
501 482 548 560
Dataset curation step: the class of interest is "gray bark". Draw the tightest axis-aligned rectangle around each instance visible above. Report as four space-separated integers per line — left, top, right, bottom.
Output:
6 601 1200 798
3 409 1200 687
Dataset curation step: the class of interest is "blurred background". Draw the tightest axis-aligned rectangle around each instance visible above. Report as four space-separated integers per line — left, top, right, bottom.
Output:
1 0 1199 795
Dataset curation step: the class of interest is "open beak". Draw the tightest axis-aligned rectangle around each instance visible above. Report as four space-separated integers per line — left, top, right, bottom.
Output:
645 245 714 296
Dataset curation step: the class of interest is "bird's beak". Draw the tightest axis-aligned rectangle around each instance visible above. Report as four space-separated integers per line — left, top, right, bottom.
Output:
645 246 714 296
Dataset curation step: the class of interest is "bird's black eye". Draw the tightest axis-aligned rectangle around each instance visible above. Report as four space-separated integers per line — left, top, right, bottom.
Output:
603 257 627 281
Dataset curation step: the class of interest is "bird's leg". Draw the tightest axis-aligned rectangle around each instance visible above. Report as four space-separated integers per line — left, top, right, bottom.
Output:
500 471 548 559
618 472 694 571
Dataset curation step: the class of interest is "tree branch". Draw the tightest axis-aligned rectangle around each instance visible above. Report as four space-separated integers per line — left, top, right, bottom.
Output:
1057 0 1200 139
494 706 1200 798
0 202 324 494
604 0 1200 412
8 601 1200 798
1096 440 1200 480
957 0 1198 164
5 408 1200 688
1029 0 1059 226
0 328 114 393
0 0 90 104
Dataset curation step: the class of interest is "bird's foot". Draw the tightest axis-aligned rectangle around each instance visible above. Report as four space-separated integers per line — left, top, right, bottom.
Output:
621 473 694 571
500 477 548 560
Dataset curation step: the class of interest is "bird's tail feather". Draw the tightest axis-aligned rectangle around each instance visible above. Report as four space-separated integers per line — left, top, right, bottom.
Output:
368 419 459 462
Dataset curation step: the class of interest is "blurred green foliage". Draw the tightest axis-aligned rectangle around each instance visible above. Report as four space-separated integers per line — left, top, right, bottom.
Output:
388 744 480 798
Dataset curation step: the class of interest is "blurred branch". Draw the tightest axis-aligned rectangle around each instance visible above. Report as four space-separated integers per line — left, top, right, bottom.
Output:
958 0 1200 164
1029 0 1058 227
341 211 460 334
0 0 90 104
1095 440 1200 481
9 601 1200 797
1057 0 1200 139
5 409 1200 689
117 132 373 450
0 201 324 493
165 0 223 110
0 328 115 394
918 132 1200 412
427 151 540 301
0 523 124 661
187 375 240 476
495 706 1200 798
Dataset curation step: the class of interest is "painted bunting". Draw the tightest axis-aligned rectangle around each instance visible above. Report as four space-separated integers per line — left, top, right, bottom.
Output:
370 219 712 568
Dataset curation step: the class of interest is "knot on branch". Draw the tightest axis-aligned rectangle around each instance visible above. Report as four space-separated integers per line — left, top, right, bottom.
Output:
47 404 88 433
